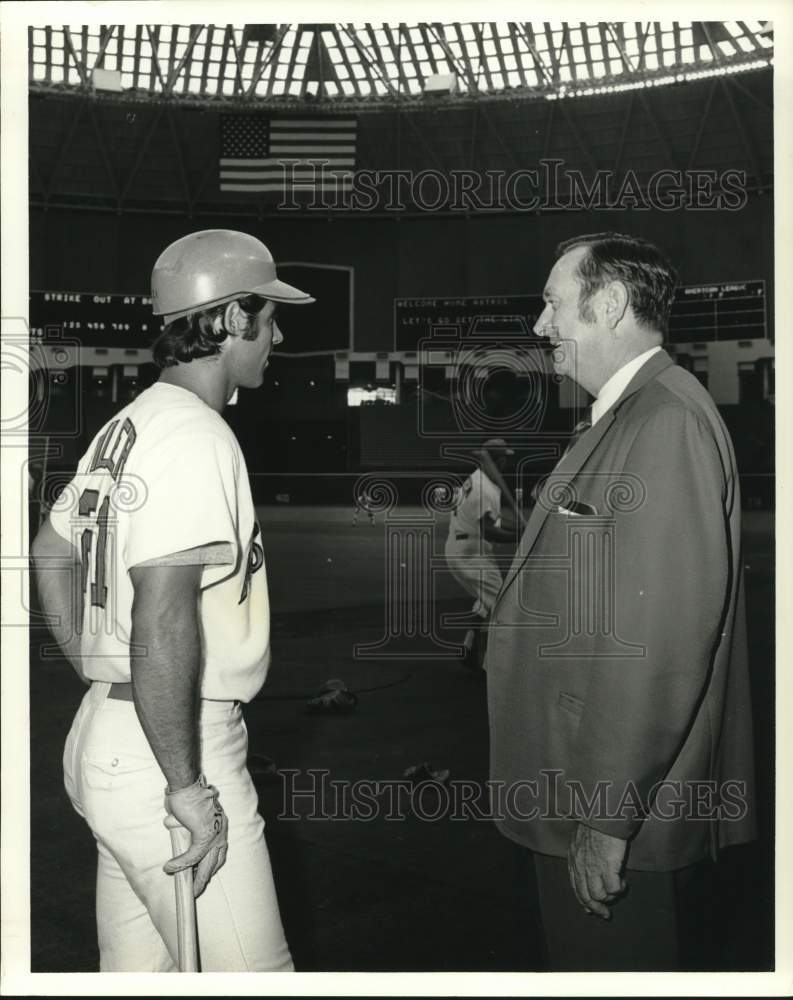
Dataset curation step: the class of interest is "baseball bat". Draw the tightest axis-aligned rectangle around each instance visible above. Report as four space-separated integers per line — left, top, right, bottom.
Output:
165 817 200 972
478 450 527 529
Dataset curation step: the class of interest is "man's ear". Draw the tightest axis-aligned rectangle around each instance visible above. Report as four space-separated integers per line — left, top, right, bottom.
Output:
604 280 630 330
222 300 243 337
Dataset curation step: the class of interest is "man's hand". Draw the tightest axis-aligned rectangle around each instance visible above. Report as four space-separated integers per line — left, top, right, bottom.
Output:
567 823 628 919
164 776 229 897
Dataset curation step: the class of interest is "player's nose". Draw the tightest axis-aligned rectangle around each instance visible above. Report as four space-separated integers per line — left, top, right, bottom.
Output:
273 321 284 346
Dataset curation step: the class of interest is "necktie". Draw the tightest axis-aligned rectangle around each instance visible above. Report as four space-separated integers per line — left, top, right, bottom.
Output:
561 409 593 458
530 410 592 503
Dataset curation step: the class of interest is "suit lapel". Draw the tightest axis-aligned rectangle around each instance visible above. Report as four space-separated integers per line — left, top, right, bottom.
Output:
493 349 675 612
496 411 615 605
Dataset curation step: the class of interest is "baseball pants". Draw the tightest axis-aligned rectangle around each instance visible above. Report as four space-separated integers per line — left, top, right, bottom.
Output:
444 536 503 617
63 681 293 972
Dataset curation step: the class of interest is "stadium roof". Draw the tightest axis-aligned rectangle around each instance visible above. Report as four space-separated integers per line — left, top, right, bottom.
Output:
29 21 773 108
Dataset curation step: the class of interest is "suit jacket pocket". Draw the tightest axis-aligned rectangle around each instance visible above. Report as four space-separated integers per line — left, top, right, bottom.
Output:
558 691 584 718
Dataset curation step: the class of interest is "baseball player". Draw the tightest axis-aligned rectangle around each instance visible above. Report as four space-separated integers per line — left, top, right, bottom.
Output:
444 438 520 667
31 230 314 971
352 486 376 526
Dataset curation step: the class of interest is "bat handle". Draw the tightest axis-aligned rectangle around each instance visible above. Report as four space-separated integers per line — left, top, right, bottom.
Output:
165 817 200 972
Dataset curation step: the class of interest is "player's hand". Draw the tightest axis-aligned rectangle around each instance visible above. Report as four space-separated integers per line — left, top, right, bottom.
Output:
567 823 628 919
163 775 229 897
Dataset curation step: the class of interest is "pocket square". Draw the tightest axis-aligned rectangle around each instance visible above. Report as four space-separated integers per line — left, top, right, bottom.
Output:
557 499 599 516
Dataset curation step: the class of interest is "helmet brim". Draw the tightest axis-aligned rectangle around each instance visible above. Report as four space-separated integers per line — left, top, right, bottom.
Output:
250 276 316 305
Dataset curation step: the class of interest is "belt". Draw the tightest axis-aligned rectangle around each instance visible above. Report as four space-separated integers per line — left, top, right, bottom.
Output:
455 533 470 540
107 681 134 702
105 682 240 708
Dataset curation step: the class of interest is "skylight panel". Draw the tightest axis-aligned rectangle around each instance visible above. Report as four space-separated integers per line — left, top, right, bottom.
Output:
27 20 772 103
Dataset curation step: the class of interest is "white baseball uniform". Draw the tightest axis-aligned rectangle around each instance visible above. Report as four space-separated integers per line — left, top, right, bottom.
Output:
444 467 504 617
49 381 292 971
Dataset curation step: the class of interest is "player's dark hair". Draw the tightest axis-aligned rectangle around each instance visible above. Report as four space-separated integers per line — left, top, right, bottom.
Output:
151 294 268 368
555 232 678 334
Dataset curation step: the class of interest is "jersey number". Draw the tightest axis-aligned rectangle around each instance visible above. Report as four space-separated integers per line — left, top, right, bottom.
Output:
77 489 109 633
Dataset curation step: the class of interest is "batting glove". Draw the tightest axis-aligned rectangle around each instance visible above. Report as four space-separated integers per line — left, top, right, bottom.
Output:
163 775 229 897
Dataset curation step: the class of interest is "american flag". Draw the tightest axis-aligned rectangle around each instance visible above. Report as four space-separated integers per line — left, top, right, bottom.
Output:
220 116 357 194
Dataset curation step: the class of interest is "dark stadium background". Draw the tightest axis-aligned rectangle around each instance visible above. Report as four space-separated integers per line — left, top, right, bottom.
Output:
25 21 774 972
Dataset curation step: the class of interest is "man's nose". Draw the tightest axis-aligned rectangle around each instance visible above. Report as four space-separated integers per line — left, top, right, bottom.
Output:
273 321 284 346
534 307 550 336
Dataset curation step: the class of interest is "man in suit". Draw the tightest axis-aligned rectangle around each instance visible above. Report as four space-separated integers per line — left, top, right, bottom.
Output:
485 232 756 970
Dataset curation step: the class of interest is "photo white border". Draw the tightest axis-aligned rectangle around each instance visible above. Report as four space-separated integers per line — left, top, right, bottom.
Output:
2 0 791 995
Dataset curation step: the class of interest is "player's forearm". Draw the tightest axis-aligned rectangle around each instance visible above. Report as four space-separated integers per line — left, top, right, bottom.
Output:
479 453 523 524
34 562 73 642
130 598 202 792
479 453 513 501
483 523 517 544
31 529 88 681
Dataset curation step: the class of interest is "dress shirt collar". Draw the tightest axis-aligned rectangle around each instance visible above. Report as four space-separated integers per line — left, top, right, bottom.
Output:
591 345 662 426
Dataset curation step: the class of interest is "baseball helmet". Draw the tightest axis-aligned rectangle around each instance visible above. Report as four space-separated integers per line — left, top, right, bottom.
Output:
479 437 514 456
151 230 315 324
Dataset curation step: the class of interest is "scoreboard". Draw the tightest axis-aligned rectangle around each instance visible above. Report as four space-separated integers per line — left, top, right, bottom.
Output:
394 280 768 351
667 280 767 344
30 291 155 349
29 264 354 356
27 275 767 356
394 295 542 351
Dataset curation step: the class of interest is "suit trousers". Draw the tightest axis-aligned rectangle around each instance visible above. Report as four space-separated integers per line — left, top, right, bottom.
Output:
63 681 294 972
533 851 698 971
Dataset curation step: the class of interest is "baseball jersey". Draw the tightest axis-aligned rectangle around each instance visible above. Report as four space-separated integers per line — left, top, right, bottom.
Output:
448 468 502 539
48 382 269 702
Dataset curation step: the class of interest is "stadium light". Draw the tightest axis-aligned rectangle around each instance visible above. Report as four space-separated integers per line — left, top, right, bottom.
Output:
91 68 124 93
423 72 459 95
